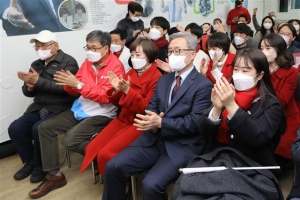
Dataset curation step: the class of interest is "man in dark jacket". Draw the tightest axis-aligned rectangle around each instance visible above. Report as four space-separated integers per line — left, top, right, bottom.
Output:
117 2 144 47
8 30 79 183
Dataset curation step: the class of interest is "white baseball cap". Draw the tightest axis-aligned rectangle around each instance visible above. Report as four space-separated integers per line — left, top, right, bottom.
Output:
30 30 58 43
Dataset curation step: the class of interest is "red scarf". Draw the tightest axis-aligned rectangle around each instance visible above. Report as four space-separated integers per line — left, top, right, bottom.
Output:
152 36 169 49
217 87 258 143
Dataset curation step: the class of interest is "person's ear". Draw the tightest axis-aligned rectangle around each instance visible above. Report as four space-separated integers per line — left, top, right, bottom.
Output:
52 43 59 53
162 29 168 35
121 39 126 47
257 71 264 81
292 36 296 41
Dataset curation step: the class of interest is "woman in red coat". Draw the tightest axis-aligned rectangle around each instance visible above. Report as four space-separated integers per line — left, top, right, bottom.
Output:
80 38 162 174
260 33 299 160
202 32 236 84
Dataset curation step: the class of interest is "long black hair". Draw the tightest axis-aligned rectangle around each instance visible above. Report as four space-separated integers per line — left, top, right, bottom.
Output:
260 16 275 37
258 33 292 69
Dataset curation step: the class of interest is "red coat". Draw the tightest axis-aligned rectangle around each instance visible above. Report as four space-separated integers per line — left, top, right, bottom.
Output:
206 53 235 84
80 63 162 174
273 67 299 159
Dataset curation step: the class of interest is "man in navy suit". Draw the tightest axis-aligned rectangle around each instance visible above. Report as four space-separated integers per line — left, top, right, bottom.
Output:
0 0 66 36
102 32 213 200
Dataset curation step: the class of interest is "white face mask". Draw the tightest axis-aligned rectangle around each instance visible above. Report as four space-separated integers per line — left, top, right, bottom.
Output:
110 44 122 53
272 17 276 20
37 49 53 60
262 49 277 63
131 16 140 22
148 28 161 40
234 36 245 46
281 35 290 46
232 73 259 91
208 49 223 61
168 53 191 72
86 51 102 62
131 58 147 69
293 25 300 31
263 23 272 30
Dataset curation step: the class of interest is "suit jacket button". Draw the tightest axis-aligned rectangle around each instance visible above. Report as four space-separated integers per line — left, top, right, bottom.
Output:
230 135 234 139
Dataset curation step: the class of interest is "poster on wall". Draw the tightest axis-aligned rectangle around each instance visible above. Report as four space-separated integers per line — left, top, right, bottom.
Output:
0 0 245 37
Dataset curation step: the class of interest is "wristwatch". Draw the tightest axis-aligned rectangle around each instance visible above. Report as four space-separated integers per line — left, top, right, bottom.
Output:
76 82 83 90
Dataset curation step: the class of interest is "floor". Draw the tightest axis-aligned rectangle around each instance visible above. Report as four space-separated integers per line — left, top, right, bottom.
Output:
0 150 294 200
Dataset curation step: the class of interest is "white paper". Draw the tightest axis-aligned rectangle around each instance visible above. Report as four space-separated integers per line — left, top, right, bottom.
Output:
180 166 280 174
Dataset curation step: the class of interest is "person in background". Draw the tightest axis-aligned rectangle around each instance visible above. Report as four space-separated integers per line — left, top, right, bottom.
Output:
139 16 170 69
101 32 213 200
73 3 86 29
110 29 131 73
288 19 300 43
161 0 187 23
213 18 223 30
200 48 285 169
259 33 299 168
226 0 251 40
8 30 78 183
117 2 144 48
232 23 258 51
168 26 180 35
201 23 214 53
254 16 275 41
252 8 277 32
237 14 248 24
202 32 236 84
278 24 300 64
177 23 203 52
28 30 125 199
80 38 162 175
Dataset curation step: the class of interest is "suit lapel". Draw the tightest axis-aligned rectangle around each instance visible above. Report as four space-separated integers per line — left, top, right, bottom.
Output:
165 68 197 113
40 0 58 23
164 74 175 111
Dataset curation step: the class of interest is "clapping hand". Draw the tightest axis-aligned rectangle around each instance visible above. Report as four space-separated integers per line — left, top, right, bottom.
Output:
17 67 39 88
214 77 236 109
108 71 121 91
155 58 171 73
133 110 164 131
200 58 208 76
118 76 131 94
54 70 80 87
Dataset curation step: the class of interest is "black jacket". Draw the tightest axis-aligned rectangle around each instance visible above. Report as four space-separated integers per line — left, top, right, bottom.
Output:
23 50 79 114
117 17 144 47
201 93 285 167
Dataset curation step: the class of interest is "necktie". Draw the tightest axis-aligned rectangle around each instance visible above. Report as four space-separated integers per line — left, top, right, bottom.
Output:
172 0 176 22
39 108 49 119
171 75 181 101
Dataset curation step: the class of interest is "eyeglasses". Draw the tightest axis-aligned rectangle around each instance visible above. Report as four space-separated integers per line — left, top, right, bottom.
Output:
83 46 105 52
33 42 55 50
165 48 194 56
279 32 292 37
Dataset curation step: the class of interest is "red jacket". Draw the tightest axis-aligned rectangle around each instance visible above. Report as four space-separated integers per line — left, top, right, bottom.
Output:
206 53 235 84
226 6 251 34
64 51 125 103
273 67 299 159
80 63 162 174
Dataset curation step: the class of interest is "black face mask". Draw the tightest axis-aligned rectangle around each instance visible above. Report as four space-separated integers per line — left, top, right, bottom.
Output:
235 1 242 5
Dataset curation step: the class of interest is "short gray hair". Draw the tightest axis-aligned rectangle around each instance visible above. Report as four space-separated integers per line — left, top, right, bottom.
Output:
86 30 111 48
169 32 198 50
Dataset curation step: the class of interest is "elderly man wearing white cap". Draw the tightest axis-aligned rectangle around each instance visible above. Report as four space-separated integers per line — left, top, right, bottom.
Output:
8 30 79 183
